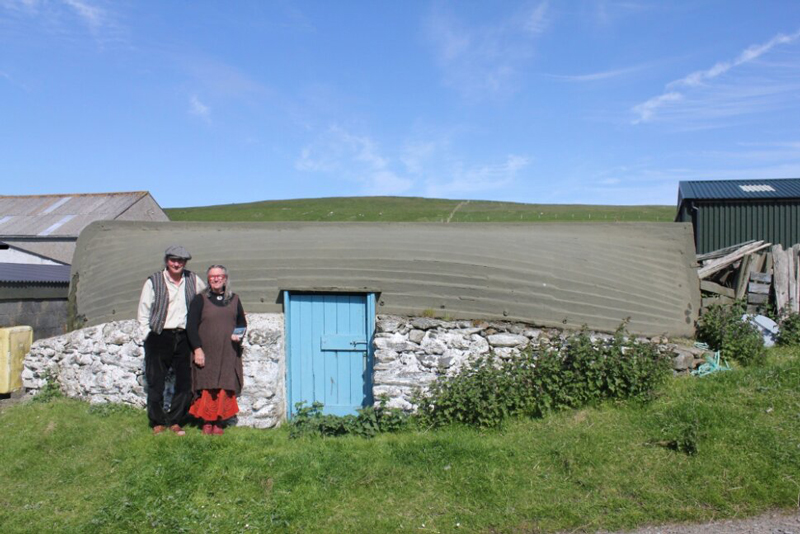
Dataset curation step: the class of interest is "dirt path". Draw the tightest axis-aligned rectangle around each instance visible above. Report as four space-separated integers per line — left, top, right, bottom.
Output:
592 509 800 534
0 389 28 412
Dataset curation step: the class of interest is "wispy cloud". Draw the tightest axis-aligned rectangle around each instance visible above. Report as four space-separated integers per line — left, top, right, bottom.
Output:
62 0 104 30
424 1 550 101
183 57 268 100
580 139 800 204
296 126 413 195
0 0 125 46
592 1 652 27
189 95 211 122
632 29 800 125
669 30 800 90
545 64 644 82
424 154 530 198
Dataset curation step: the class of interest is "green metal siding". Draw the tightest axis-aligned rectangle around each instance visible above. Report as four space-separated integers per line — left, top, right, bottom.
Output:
694 201 800 254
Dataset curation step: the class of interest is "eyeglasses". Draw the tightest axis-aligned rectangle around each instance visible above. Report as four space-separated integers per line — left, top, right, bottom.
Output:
208 275 227 280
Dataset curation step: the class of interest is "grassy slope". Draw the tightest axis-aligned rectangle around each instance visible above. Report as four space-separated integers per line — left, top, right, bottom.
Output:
1 349 798 533
165 196 676 223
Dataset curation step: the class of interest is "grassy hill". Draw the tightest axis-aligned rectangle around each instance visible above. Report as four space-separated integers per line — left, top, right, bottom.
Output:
165 196 676 223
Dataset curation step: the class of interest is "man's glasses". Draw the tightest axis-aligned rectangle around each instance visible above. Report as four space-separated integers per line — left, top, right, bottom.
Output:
208 275 227 280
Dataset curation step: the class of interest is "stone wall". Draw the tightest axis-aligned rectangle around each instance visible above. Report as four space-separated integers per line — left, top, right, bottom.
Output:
23 313 285 428
23 314 707 427
373 315 707 410
0 299 68 340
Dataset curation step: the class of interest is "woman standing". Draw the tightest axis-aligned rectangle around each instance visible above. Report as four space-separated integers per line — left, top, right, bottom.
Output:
187 265 247 435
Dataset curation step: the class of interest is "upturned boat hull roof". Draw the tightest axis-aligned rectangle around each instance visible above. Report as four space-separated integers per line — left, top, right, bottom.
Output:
70 221 700 337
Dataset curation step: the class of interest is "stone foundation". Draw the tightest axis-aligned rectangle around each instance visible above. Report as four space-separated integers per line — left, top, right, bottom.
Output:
23 314 707 427
23 314 285 428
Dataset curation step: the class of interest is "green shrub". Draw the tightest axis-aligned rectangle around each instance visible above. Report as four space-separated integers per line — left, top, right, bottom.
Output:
414 325 670 429
696 300 746 350
32 369 64 403
777 313 800 346
414 354 532 429
288 396 408 439
723 320 766 366
696 301 765 366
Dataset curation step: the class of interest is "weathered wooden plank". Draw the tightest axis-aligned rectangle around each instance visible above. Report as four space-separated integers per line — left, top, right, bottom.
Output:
702 296 734 307
735 254 753 300
748 293 769 305
750 272 772 283
772 244 789 313
789 246 798 313
748 282 770 295
697 240 758 262
764 252 773 275
751 251 766 274
700 280 735 298
793 244 800 313
698 241 770 279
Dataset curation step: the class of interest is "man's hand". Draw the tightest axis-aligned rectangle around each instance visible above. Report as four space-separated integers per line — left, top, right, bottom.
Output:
194 348 206 368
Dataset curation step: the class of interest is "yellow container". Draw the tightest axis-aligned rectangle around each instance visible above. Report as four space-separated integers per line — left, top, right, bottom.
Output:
0 326 32 394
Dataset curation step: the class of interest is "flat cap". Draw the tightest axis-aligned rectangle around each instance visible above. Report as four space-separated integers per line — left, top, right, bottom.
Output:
164 245 192 260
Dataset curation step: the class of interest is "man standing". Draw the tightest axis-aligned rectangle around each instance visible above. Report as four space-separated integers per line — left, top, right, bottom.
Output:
137 245 206 435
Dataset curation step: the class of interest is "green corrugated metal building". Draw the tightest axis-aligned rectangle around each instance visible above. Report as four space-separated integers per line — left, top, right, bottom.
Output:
675 178 800 254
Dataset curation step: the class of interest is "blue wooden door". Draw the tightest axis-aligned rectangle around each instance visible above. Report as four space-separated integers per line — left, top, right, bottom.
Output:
285 292 375 417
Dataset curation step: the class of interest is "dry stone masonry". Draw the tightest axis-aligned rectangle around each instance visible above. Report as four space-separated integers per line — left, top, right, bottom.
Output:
24 314 285 428
23 314 709 427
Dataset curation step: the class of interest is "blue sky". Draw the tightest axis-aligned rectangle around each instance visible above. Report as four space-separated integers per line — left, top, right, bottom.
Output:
2 1 800 208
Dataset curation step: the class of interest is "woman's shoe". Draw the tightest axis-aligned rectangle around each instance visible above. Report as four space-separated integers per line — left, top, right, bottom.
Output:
202 423 214 435
212 423 224 435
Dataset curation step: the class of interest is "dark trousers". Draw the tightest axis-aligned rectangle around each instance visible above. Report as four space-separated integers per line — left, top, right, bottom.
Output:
144 329 192 428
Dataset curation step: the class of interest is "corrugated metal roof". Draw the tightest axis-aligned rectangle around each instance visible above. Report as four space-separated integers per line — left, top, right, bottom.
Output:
0 192 150 237
678 178 800 202
70 220 701 337
0 263 71 284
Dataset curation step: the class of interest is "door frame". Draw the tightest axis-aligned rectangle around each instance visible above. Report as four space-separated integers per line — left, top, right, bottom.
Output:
283 290 377 419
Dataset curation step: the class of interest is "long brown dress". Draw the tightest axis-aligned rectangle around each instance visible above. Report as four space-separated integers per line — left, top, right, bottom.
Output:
189 293 244 421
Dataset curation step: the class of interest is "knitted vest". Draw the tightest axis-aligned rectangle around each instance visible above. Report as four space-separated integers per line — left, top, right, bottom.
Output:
148 270 198 334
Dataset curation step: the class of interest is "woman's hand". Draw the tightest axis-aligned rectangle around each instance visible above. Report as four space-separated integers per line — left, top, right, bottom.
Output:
194 348 205 368
231 334 242 343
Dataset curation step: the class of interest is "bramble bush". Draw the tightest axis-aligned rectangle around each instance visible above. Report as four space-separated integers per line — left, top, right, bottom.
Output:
696 300 765 366
777 312 800 346
414 324 671 429
287 324 671 435
32 369 64 403
288 396 408 438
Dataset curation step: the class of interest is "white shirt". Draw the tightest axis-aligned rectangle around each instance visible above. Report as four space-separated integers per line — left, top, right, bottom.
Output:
137 270 207 334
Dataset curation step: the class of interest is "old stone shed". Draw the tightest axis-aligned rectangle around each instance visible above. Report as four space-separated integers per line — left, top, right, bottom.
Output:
23 219 701 424
70 220 699 337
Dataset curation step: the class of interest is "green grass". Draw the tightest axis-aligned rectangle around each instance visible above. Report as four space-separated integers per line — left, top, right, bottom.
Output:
2 348 799 533
165 196 676 223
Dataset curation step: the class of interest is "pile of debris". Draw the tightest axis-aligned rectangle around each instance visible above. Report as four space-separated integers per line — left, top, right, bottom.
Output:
697 240 800 315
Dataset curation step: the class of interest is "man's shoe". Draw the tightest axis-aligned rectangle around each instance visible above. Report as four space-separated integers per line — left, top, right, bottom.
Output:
153 425 167 435
202 423 214 435
169 424 186 436
212 424 224 435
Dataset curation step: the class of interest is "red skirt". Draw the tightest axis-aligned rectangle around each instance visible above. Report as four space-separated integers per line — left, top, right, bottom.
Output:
189 389 239 422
